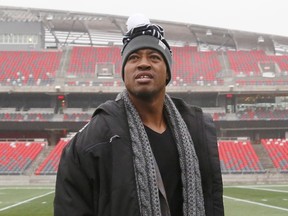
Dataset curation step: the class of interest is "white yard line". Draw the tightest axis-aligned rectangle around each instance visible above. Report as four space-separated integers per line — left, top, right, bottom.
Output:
0 187 54 190
224 195 288 212
224 184 288 188
0 191 54 212
235 186 288 193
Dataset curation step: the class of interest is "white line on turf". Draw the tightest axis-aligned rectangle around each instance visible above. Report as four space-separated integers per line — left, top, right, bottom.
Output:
0 191 54 212
224 195 288 212
0 187 54 190
234 186 288 193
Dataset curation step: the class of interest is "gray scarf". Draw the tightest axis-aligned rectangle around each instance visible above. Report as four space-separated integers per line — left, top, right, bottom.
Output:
119 90 205 216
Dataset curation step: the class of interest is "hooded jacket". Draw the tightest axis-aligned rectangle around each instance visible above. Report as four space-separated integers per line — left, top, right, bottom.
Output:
54 97 224 216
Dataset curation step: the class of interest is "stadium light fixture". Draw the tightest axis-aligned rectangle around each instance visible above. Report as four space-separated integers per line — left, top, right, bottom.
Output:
55 85 61 92
46 14 53 21
262 72 275 78
206 29 212 36
258 36 264 43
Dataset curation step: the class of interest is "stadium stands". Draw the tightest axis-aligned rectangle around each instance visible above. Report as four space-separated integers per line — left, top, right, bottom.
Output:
4 108 288 122
227 50 266 76
0 137 286 176
171 47 223 86
266 55 288 72
0 108 55 122
227 50 288 86
218 139 265 174
1 45 288 176
63 113 91 121
0 50 62 86
67 46 122 77
261 138 288 173
237 109 288 120
0 140 46 175
1 47 288 87
35 138 69 175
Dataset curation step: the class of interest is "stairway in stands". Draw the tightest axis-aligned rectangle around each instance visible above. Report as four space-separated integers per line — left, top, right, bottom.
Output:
253 144 276 172
24 145 54 175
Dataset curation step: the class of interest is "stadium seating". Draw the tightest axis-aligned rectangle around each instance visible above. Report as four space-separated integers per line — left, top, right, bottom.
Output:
66 46 288 86
227 50 288 86
167 47 223 86
190 51 223 85
67 46 225 86
0 113 25 121
35 138 69 175
237 109 288 120
67 46 122 78
0 50 62 86
1 47 288 87
171 46 195 84
0 112 54 122
63 113 91 121
227 50 266 76
0 141 46 174
261 138 288 173
218 140 265 174
269 55 288 72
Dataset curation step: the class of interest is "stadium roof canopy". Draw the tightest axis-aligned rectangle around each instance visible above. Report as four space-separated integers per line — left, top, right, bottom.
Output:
1 6 288 53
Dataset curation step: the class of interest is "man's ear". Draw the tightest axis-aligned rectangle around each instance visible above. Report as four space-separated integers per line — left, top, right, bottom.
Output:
166 71 170 82
166 71 170 85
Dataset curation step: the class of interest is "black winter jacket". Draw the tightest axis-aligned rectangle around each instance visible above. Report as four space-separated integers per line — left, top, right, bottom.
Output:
54 97 224 216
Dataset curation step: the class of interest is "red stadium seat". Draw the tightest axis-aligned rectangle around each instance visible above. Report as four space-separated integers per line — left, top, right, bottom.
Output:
218 140 265 174
0 141 46 174
35 139 69 175
261 139 288 172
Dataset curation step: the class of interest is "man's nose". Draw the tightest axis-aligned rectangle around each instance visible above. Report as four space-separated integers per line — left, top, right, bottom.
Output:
137 56 151 70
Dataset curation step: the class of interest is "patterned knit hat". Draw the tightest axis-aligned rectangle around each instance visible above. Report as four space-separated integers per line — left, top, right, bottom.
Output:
121 14 172 84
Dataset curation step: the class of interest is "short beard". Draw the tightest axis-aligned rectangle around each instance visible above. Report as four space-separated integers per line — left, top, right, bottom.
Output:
127 88 159 102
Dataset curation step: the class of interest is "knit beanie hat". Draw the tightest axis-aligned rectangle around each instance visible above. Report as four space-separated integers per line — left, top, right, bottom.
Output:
121 14 172 84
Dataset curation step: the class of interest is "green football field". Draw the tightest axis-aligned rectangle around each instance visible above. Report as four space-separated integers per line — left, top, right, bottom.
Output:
0 184 287 216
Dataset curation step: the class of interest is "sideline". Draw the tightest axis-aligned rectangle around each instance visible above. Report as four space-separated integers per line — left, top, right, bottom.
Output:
224 195 288 212
0 191 54 212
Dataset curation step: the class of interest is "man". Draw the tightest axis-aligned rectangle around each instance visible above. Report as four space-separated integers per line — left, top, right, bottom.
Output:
54 14 224 216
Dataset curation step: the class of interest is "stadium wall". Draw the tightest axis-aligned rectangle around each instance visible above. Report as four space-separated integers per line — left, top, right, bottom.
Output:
0 174 287 186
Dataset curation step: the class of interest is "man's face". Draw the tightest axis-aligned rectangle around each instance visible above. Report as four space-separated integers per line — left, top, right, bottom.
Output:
123 48 168 100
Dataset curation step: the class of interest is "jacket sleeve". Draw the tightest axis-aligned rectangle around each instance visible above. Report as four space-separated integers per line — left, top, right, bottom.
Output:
203 113 224 216
54 134 97 216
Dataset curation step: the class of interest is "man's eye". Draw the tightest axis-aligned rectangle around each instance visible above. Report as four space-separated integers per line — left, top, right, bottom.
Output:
151 55 161 60
128 55 138 61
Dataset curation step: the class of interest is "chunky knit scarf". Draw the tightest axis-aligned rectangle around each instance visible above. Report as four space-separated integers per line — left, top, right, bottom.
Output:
119 90 205 216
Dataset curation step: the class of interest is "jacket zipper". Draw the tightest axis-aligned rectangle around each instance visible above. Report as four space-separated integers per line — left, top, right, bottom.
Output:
109 135 120 143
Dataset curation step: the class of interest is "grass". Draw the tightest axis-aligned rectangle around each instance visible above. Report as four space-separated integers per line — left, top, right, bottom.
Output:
224 185 288 216
0 187 54 216
0 185 288 216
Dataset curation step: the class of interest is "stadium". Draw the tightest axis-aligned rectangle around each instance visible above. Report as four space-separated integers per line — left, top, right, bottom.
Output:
0 5 288 216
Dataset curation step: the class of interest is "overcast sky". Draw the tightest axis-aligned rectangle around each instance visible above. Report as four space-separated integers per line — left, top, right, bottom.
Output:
0 0 287 37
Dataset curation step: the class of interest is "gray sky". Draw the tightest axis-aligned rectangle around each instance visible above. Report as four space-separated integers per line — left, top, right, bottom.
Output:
0 0 287 37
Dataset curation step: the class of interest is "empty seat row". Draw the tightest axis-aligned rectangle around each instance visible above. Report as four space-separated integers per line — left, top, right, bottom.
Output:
218 140 265 174
35 139 69 175
261 138 288 173
2 138 288 175
1 48 288 86
0 141 46 175
0 50 62 85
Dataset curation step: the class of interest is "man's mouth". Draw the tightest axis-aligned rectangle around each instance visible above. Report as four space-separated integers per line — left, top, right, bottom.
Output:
137 75 151 79
135 73 153 80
